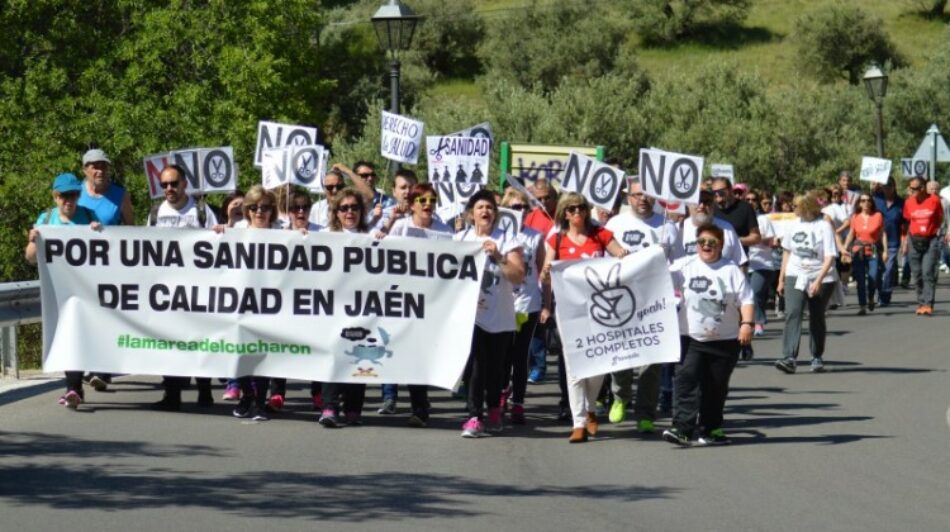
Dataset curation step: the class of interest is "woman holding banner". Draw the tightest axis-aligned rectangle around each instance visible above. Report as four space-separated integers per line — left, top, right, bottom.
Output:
662 223 754 447
539 193 627 443
499 188 545 425
318 188 372 428
25 173 102 410
454 189 525 438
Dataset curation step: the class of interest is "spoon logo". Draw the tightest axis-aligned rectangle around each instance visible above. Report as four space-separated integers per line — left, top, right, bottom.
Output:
586 263 636 328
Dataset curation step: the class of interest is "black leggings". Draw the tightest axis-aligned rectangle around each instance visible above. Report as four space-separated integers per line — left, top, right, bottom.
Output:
673 337 739 436
237 376 269 407
65 371 84 395
465 326 512 419
504 312 539 405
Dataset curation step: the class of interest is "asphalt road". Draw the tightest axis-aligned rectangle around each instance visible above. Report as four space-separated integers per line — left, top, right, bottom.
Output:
1 282 948 531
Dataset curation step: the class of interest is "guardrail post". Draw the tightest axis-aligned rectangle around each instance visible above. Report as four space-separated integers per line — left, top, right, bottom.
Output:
1 325 17 379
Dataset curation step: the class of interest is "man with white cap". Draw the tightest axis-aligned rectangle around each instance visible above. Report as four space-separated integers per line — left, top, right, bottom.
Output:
78 148 134 226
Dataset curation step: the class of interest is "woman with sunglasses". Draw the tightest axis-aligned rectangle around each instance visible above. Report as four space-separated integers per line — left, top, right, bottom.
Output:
375 183 452 427
25 173 102 409
775 192 839 374
663 223 754 446
842 194 887 315
499 188 545 425
318 188 371 428
539 193 627 443
454 189 525 438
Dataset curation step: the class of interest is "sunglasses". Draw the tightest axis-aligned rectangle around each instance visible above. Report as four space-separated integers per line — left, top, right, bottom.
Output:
56 191 80 200
247 204 274 213
565 205 588 214
357 172 376 179
160 180 180 189
507 203 527 211
338 204 361 213
290 204 311 212
696 237 721 247
324 184 343 192
414 197 437 205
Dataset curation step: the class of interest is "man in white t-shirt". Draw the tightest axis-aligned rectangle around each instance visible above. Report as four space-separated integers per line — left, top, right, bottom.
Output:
673 191 747 266
148 165 218 411
603 177 678 432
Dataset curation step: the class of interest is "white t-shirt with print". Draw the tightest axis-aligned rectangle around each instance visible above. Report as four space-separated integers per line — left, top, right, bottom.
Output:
782 218 838 284
748 214 777 272
513 227 543 314
151 197 218 228
671 255 753 342
388 217 454 240
605 211 678 260
673 217 748 266
454 227 523 333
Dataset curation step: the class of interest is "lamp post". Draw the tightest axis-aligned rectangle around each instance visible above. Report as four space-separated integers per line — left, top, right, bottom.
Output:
863 64 888 158
372 0 421 175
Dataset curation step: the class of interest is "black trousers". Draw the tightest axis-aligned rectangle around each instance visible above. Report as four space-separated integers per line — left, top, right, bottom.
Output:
162 376 212 396
672 336 739 437
321 382 366 414
237 376 269 407
504 312 539 405
65 371 84 395
465 326 511 419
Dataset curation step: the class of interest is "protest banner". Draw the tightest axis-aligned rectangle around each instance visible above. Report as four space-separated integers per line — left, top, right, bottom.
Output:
710 163 734 183
38 227 486 389
143 153 171 199
561 151 624 211
167 147 237 195
499 143 602 187
639 148 704 206
427 136 491 184
497 207 522 238
255 121 318 168
435 182 481 222
901 158 930 178
551 247 680 380
381 111 424 165
859 156 892 184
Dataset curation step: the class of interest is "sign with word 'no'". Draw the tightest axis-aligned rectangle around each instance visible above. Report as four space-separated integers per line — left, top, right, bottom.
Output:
435 182 482 222
143 153 172 199
639 148 704 206
551 246 680 380
427 136 491 184
901 158 930 178
262 145 327 192
145 147 237 196
381 111 424 165
255 121 319 168
860 156 892 184
561 152 624 211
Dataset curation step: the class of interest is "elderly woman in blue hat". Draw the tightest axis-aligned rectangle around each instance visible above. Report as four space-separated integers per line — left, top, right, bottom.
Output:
25 173 102 409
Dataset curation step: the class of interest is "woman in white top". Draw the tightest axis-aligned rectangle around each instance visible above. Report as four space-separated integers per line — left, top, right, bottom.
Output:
499 188 545 425
454 189 525 438
663 222 754 447
775 192 839 374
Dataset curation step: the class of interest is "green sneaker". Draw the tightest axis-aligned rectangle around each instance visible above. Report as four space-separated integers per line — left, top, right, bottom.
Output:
637 418 655 434
608 399 627 423
698 428 731 446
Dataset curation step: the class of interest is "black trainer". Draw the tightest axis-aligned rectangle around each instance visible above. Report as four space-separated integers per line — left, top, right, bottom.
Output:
232 396 254 418
151 394 181 412
774 358 796 374
662 427 691 447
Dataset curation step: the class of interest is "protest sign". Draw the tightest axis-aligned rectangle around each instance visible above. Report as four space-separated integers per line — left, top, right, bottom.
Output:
497 207 522 238
427 136 491 184
167 147 236 195
381 111 424 165
261 147 291 190
143 153 171 199
859 156 892 184
263 145 327 192
551 247 680 380
435 182 481 222
901 158 930 178
255 121 318 168
450 122 493 144
710 163 734 183
561 151 624 211
639 148 704 206
38 227 486 389
499 143 601 186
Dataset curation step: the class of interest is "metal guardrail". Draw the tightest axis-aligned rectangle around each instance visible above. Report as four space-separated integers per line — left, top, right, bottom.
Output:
0 280 42 379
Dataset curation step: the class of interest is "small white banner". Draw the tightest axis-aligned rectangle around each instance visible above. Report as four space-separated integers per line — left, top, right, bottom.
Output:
639 148 704 206
381 111 424 165
561 152 625 211
427 136 491 184
860 156 892 184
551 247 680 380
37 227 486 389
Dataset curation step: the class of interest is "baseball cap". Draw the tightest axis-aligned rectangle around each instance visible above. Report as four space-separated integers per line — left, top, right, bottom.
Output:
82 149 111 166
53 173 83 194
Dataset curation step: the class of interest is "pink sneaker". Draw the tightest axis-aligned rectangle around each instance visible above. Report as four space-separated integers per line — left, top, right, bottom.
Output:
461 417 486 438
222 386 240 401
63 390 82 410
267 394 284 411
486 407 504 432
499 386 510 411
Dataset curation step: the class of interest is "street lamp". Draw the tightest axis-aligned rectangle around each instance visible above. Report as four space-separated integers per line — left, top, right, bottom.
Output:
372 0 420 117
863 64 888 157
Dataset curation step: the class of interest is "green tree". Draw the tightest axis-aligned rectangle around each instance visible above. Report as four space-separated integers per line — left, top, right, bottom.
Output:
627 0 752 44
793 3 906 85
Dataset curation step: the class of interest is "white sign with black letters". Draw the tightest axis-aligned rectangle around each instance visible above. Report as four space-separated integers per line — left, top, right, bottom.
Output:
639 148 704 206
497 207 522 238
143 153 171 199
860 156 892 184
560 152 624 211
450 122 493 144
427 136 491 184
381 111 424 165
435 182 481 222
167 147 237 195
710 163 734 183
254 121 318 168
901 158 931 178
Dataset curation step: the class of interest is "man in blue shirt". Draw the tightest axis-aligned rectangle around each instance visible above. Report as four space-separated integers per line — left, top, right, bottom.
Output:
873 177 906 306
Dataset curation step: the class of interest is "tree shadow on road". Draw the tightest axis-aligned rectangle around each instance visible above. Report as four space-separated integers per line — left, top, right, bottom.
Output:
0 430 226 459
0 462 678 521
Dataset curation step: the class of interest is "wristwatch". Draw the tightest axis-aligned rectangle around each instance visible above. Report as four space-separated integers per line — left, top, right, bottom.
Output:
740 321 754 327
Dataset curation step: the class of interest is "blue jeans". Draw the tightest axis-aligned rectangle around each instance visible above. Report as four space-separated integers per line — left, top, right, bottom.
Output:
851 252 881 307
880 246 900 304
749 269 776 325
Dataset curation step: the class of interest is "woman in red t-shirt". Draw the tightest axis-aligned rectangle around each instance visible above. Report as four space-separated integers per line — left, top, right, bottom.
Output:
539 193 627 443
842 193 887 315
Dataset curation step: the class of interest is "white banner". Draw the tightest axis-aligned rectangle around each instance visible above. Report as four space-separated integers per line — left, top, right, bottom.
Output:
38 227 486 389
427 136 491 184
255 121 319 168
381 111 424 165
860 156 892 184
561 151 624 211
639 148 704 206
551 247 680 380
